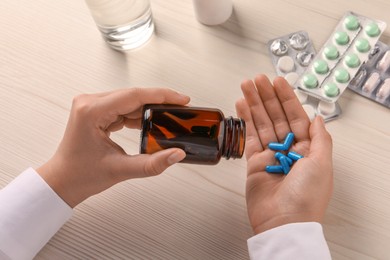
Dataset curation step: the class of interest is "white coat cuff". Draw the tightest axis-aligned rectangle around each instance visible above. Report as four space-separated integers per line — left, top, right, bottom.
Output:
0 168 73 259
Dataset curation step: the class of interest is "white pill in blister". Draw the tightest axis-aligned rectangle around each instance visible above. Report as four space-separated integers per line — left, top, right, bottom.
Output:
377 51 390 72
285 72 299 85
362 72 380 93
294 89 308 103
318 100 336 115
302 104 316 120
376 79 390 99
277 56 295 73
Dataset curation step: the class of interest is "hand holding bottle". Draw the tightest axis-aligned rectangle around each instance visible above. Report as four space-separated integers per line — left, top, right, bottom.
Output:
235 75 333 234
37 88 190 208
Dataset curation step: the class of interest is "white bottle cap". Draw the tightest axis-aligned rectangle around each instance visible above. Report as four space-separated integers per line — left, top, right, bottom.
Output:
192 0 233 26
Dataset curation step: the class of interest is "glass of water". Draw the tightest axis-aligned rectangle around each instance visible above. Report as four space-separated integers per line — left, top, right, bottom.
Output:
85 0 154 51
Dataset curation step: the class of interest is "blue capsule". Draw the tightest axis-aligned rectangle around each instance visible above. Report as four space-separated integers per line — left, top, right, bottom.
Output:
279 157 291 174
287 151 304 161
268 142 286 151
275 152 293 165
268 132 295 151
265 132 301 175
265 165 284 173
283 132 295 150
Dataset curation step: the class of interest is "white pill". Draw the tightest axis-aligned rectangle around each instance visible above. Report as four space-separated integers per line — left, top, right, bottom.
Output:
294 89 308 103
376 79 390 99
285 72 299 85
302 104 316 121
362 72 380 93
377 51 390 72
277 56 295 73
318 100 336 115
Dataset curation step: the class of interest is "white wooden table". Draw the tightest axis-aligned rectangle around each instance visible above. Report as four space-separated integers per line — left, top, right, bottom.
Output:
1 0 390 259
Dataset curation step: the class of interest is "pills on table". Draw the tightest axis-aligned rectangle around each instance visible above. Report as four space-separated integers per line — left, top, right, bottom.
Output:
348 41 390 108
345 53 361 68
314 60 329 74
324 83 340 97
335 68 350 83
270 39 288 56
294 89 341 122
303 74 318 88
365 22 381 37
285 72 299 85
324 45 339 60
295 12 386 103
277 56 295 73
376 79 390 99
377 50 390 71
289 32 309 50
269 31 342 121
303 104 316 120
344 15 360 30
363 72 380 93
318 100 337 115
355 38 371 53
297 51 314 66
334 31 350 45
349 69 367 87
268 31 316 81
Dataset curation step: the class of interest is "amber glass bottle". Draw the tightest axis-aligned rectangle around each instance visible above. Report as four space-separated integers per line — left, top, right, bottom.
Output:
140 104 246 165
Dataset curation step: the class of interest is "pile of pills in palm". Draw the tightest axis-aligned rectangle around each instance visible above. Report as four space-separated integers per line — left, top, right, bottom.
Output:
265 132 304 175
295 12 387 103
348 41 390 108
268 31 342 122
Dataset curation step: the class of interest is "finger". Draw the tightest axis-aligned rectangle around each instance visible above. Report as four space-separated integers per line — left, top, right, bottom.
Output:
235 98 263 159
106 117 142 132
273 77 310 142
308 116 333 168
124 118 143 129
254 75 291 142
96 88 190 118
241 79 277 149
116 148 186 180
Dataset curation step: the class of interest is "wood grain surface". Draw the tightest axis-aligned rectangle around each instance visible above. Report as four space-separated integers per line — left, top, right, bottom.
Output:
1 0 390 259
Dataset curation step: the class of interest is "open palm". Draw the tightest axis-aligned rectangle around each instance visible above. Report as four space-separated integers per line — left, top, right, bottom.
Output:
235 75 333 234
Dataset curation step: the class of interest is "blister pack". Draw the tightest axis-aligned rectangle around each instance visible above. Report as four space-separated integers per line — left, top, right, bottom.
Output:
268 31 342 122
295 12 387 103
268 31 316 85
348 41 390 108
294 89 342 122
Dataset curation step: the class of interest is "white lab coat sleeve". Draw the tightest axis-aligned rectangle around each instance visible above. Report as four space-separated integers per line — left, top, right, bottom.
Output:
0 168 73 260
247 222 332 260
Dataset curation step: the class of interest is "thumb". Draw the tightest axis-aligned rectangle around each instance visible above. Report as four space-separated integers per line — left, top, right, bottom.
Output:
117 148 186 179
308 116 333 164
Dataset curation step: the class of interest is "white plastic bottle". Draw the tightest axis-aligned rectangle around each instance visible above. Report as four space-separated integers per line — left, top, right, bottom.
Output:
192 0 233 26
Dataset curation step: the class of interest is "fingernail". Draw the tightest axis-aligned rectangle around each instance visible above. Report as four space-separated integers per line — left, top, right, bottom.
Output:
179 93 190 100
172 89 189 99
167 149 186 165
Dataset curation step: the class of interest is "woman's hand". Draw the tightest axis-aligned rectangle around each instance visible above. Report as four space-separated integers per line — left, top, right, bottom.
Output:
37 88 190 208
236 75 333 234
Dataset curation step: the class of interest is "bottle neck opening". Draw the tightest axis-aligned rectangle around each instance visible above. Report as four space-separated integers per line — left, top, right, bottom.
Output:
222 117 245 160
